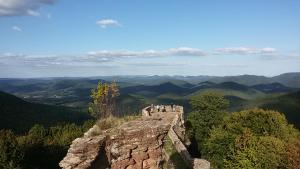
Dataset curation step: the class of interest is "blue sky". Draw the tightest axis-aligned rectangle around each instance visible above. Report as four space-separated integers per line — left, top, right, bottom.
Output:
0 0 299 77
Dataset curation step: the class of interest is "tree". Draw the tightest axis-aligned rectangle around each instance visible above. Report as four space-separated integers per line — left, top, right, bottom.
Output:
18 122 94 169
89 82 120 119
202 108 300 169
0 130 23 169
186 92 229 152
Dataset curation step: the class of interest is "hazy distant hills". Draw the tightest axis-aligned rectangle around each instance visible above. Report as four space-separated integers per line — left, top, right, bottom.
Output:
251 82 294 93
0 72 299 129
121 81 297 99
96 72 300 88
0 91 91 133
180 72 300 88
0 73 299 108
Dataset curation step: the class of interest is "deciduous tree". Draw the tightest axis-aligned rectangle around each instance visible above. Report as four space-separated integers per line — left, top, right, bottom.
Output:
89 82 120 119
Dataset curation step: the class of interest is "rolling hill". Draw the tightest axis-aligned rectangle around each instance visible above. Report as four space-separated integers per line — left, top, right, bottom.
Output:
0 74 299 129
0 91 91 134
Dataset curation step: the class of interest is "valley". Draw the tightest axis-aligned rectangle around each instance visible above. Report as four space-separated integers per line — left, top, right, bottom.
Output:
1 73 300 130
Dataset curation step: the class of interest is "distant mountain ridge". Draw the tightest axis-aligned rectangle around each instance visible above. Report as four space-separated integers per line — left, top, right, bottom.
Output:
0 73 299 108
90 72 300 88
0 73 299 131
1 72 300 88
121 81 297 96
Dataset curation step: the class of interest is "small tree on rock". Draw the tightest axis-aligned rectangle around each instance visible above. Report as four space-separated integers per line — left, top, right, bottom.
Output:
89 82 119 119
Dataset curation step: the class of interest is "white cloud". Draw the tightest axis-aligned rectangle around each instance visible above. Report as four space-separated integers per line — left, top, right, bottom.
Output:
88 47 206 59
260 47 277 53
0 0 56 17
168 47 205 56
2 47 292 68
215 47 277 55
12 26 22 32
0 53 108 67
96 19 121 28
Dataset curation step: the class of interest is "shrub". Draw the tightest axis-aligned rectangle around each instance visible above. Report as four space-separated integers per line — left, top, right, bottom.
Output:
0 130 23 169
285 138 300 169
186 92 229 152
202 108 300 169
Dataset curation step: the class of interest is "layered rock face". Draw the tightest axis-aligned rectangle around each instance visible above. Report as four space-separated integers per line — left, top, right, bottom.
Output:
59 105 210 169
59 135 108 169
107 114 174 169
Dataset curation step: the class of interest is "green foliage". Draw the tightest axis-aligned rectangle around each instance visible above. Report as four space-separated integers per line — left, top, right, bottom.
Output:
224 129 285 169
202 108 300 169
223 108 294 139
0 130 23 169
186 92 229 151
260 91 300 129
0 121 94 169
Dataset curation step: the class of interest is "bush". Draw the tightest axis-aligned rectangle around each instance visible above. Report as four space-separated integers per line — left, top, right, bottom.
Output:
186 92 229 152
0 130 23 169
17 121 94 169
202 108 300 169
224 129 285 169
285 138 300 169
223 108 294 140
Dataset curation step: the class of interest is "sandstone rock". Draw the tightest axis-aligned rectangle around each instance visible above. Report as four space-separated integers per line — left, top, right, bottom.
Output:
59 135 106 169
59 105 210 169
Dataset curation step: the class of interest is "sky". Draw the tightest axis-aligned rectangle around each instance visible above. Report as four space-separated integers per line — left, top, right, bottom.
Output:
0 0 300 77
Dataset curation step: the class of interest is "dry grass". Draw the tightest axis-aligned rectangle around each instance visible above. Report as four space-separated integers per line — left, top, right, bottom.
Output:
88 115 140 136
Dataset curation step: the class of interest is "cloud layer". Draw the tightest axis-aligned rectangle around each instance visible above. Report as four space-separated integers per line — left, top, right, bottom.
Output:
88 47 206 58
2 46 296 68
1 46 299 77
0 0 56 17
215 47 277 55
96 19 121 28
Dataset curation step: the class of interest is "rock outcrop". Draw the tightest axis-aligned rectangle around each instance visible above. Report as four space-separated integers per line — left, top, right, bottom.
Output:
59 105 210 169
59 135 108 169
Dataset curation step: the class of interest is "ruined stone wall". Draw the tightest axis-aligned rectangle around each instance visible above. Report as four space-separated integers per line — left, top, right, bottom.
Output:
142 105 210 169
60 105 210 169
105 116 172 169
59 133 107 169
60 108 176 169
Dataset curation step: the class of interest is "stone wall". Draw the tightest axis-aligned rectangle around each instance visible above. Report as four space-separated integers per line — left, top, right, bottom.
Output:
106 116 172 169
143 105 210 169
59 134 107 169
59 105 210 169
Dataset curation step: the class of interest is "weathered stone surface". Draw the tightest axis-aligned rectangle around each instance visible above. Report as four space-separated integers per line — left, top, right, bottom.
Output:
59 135 107 169
59 105 210 169
106 112 176 169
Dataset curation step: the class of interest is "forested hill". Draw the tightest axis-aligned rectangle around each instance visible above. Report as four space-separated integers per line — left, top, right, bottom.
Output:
0 91 91 134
